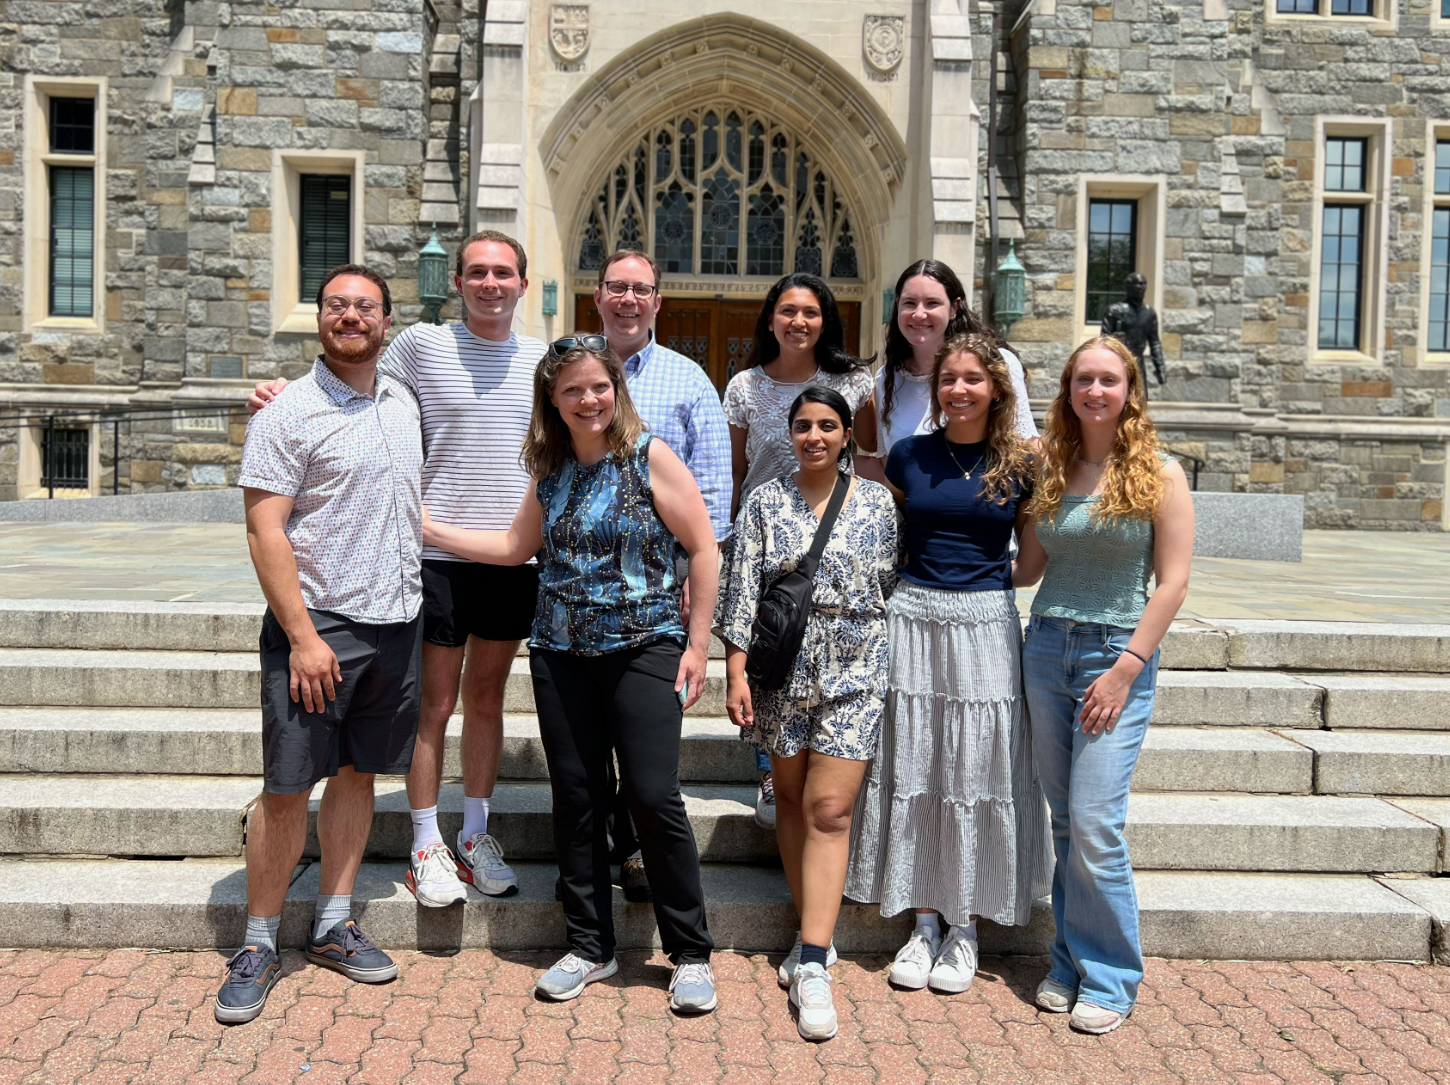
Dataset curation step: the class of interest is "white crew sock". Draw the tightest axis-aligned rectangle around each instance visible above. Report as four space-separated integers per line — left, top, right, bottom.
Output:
914 912 941 940
410 804 443 850
245 913 280 954
957 918 979 943
312 894 351 941
460 795 490 844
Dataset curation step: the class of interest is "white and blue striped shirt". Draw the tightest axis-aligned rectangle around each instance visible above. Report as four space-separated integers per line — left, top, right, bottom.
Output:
623 334 733 541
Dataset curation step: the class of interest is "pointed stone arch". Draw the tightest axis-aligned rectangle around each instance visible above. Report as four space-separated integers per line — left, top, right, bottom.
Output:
541 14 908 291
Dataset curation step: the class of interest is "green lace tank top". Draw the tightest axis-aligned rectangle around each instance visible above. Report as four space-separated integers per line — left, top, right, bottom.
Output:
1030 496 1156 627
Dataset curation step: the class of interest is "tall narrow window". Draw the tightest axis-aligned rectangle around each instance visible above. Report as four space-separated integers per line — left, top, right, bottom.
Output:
1318 137 1369 351
46 97 94 318
1430 142 1450 353
298 174 351 303
1085 199 1137 323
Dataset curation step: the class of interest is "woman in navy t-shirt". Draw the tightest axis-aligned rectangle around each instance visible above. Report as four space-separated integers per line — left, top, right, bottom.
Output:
846 332 1051 996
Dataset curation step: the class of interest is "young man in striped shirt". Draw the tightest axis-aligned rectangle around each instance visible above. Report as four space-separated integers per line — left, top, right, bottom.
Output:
248 231 543 907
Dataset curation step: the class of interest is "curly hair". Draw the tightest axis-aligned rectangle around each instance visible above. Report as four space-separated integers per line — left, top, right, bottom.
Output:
521 343 644 479
929 333 1034 506
1030 335 1165 524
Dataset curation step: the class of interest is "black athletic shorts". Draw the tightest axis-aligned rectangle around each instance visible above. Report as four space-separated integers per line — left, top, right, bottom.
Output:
421 559 539 647
260 607 423 795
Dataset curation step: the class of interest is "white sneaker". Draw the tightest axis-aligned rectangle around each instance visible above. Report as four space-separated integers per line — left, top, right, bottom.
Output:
888 928 940 990
928 925 978 994
789 962 838 1041
776 931 839 988
755 772 776 830
456 832 519 897
1036 976 1075 1013
1070 1001 1127 1034
406 841 467 907
536 953 619 1001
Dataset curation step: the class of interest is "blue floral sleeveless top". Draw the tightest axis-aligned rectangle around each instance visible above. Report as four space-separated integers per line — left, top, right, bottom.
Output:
531 433 685 655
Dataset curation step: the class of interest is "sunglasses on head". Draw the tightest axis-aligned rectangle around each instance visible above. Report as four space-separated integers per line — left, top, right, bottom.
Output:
549 334 608 356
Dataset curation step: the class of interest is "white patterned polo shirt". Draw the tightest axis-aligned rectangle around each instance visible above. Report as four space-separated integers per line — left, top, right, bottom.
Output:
239 357 423 624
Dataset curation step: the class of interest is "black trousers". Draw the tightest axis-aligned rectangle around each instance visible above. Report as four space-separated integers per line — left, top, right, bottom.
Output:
530 640 712 965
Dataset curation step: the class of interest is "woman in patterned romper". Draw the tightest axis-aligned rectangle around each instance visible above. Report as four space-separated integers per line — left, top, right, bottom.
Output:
715 387 902 1041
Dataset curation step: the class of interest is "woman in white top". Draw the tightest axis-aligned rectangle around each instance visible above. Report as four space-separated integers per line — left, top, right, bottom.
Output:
723 272 877 517
869 260 1038 465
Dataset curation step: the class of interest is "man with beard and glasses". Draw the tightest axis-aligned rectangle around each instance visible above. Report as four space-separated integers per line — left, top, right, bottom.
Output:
247 232 543 910
218 264 422 1025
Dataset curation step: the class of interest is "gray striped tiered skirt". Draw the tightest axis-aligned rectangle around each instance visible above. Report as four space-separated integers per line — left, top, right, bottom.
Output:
844 582 1051 927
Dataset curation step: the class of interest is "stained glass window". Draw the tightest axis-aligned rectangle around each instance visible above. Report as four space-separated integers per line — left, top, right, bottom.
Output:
577 103 864 282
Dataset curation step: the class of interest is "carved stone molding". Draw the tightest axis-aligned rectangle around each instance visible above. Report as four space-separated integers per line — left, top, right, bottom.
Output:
549 4 590 63
863 15 905 74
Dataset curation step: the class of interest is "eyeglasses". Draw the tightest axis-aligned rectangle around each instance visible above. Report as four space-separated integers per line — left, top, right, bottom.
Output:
601 280 657 300
321 295 384 318
550 334 608 356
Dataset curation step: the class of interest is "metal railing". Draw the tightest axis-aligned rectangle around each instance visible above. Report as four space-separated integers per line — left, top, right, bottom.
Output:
1167 447 1203 491
1 401 248 499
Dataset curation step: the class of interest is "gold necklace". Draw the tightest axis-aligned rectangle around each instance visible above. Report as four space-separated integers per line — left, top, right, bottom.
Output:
944 436 986 480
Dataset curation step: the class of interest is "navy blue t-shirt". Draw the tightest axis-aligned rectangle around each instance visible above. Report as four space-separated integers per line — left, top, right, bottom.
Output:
886 432 1032 592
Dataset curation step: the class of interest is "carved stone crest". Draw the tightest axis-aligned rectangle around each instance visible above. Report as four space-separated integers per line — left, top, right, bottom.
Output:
549 4 590 63
863 15 904 74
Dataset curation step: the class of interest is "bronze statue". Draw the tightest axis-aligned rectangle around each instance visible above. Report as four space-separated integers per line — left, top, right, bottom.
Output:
1100 272 1166 394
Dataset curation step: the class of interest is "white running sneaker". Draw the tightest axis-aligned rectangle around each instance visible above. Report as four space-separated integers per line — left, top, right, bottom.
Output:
888 928 940 990
789 962 838 1041
406 841 467 907
928 925 978 994
536 953 619 1001
1070 1001 1127 1034
1036 976 1075 1013
776 931 839 988
456 832 519 897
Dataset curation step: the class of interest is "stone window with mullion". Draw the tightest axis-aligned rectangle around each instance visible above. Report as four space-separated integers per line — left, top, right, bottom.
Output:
44 96 97 319
1428 142 1450 356
1316 135 1377 355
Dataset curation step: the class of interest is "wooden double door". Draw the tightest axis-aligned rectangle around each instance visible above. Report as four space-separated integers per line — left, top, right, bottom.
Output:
573 295 861 395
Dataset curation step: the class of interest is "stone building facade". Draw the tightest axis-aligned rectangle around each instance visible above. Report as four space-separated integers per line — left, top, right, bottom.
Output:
0 0 1446 530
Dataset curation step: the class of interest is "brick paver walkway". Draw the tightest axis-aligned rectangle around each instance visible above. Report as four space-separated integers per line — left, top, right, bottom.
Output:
2 949 1448 1084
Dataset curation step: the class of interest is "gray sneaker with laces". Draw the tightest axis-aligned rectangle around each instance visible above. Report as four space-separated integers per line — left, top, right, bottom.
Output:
668 961 718 1013
536 953 618 1001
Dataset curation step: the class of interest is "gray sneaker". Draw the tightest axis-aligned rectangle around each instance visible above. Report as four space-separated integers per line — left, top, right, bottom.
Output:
755 771 776 830
668 961 718 1013
535 953 618 1001
776 931 838 988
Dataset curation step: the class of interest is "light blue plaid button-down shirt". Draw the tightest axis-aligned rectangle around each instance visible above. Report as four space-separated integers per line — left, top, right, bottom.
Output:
623 333 733 541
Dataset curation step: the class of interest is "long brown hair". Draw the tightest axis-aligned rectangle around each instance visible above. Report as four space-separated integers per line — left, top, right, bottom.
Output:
521 344 645 478
929 333 1033 506
1029 335 1164 524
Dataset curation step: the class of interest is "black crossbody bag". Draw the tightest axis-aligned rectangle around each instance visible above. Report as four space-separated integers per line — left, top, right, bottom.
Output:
745 473 849 690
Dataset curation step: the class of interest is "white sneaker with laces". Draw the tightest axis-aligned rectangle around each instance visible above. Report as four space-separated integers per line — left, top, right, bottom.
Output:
888 928 940 990
536 953 618 1001
755 771 776 830
406 841 467 908
1036 976 1075 1013
1070 1001 1127 1034
789 962 838 1041
928 925 978 994
776 931 839 988
456 832 519 897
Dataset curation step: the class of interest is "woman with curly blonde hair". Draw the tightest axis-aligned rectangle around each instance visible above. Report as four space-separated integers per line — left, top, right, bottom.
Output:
1013 335 1194 1035
846 332 1051 997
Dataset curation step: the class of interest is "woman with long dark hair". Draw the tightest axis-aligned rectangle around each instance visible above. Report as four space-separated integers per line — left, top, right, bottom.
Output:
1013 336 1193 1034
723 272 877 517
716 386 901 1040
722 272 879 835
872 260 1037 462
422 338 722 1014
846 332 1050 997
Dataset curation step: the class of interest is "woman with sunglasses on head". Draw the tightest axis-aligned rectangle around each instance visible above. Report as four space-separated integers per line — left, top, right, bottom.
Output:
1012 336 1193 1035
422 334 722 1015
722 272 878 834
846 332 1050 997
864 260 1037 474
715 387 901 1041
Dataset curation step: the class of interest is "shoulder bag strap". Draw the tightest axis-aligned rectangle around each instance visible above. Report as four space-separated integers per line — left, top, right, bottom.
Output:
796 473 850 581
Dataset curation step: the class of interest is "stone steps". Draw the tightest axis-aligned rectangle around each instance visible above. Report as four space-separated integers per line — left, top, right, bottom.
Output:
0 858 1429 961
1 775 1442 873
3 600 1448 674
0 709 1327 793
